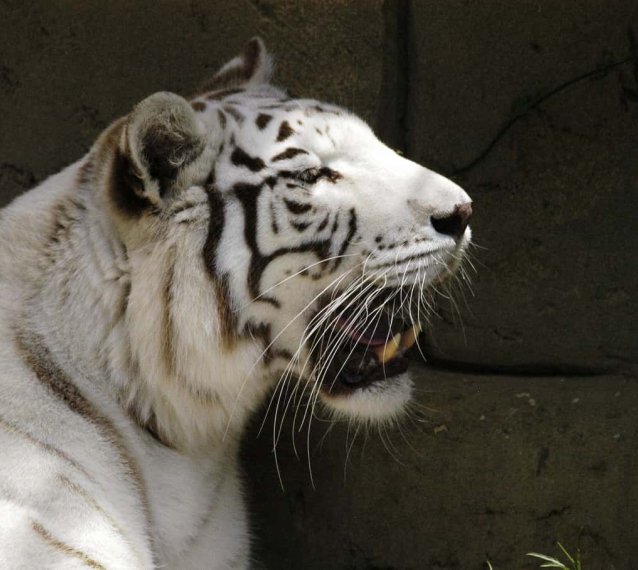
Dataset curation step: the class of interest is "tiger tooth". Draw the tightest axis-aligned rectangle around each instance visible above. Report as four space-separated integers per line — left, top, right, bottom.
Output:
401 324 421 349
375 333 402 364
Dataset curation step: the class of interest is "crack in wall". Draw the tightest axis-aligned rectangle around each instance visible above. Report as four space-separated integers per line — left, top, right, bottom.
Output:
378 0 409 154
450 54 638 174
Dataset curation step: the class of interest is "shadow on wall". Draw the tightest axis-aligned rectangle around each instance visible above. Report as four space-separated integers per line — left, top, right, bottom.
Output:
1 0 636 568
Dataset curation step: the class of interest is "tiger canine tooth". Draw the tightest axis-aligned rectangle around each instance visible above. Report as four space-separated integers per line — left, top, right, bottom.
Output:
401 324 421 349
374 333 402 363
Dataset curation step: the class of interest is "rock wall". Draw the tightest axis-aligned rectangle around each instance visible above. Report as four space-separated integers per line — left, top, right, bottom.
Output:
1 1 636 568
409 0 638 373
0 0 384 205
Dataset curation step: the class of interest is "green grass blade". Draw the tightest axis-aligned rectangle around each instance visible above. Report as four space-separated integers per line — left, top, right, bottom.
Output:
526 552 567 569
557 542 576 565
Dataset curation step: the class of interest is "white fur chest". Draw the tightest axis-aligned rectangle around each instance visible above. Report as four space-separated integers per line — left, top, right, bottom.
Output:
140 440 247 567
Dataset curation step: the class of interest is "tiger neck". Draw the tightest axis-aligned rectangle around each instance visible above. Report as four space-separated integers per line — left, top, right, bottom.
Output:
30 160 273 454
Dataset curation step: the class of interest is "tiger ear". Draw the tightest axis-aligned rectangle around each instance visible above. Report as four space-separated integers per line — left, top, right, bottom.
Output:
123 91 206 199
200 37 274 92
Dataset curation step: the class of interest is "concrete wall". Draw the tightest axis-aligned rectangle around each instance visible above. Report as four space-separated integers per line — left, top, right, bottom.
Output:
1 1 636 568
409 0 638 373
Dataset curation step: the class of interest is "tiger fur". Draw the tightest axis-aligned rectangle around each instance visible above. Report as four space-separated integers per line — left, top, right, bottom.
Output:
0 38 472 569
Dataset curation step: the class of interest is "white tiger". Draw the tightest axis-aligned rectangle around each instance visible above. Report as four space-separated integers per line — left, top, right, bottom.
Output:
0 39 471 569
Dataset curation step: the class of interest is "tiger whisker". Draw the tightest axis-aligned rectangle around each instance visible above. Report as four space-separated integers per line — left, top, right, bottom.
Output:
294 276 386 430
266 265 382 453
308 284 387 398
236 252 359 311
254 269 358 436
293 278 388 466
230 268 356 443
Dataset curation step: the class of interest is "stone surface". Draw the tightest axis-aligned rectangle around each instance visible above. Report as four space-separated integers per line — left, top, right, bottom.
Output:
408 0 638 372
0 0 384 208
244 365 638 569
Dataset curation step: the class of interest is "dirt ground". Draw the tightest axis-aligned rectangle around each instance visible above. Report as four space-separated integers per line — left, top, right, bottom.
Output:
243 362 638 569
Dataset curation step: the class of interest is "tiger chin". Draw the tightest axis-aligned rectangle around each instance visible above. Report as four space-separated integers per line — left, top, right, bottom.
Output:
0 38 471 569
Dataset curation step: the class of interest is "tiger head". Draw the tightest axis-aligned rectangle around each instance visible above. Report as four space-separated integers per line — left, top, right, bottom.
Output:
97 39 471 447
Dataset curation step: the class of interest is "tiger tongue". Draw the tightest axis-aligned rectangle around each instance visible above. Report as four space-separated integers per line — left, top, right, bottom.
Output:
337 311 406 346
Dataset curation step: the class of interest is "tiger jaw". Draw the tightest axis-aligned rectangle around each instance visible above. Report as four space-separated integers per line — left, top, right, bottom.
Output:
316 322 421 396
286 285 420 408
306 240 466 396
260 238 470 418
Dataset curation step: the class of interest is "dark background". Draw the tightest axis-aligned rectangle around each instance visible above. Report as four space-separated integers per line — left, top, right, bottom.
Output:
1 1 637 568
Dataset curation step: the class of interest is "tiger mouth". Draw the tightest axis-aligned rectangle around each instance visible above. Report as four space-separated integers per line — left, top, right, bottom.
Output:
314 304 421 395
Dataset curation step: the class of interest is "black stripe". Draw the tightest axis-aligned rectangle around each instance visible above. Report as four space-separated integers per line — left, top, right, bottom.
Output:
162 247 177 374
231 147 265 172
291 221 310 232
270 200 279 234
202 188 226 278
202 188 241 344
256 113 273 129
284 199 312 215
317 214 330 232
233 183 357 300
271 147 309 162
276 121 295 142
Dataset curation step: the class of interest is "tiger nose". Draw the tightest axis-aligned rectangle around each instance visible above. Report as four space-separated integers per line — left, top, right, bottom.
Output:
431 203 472 238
